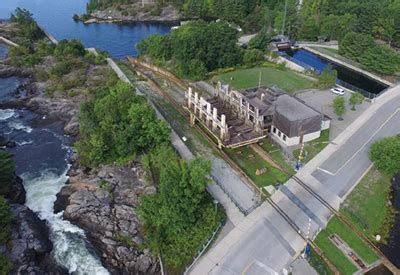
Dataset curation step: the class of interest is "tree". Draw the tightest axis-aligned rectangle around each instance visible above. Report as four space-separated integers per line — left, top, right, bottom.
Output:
138 146 223 268
359 44 400 75
76 82 170 167
248 28 271 51
0 196 12 244
349 92 364 111
339 32 375 62
243 49 264 65
369 136 400 176
10 8 44 41
332 96 346 120
317 64 337 88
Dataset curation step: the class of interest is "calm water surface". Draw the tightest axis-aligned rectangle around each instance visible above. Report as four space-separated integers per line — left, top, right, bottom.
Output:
0 0 172 58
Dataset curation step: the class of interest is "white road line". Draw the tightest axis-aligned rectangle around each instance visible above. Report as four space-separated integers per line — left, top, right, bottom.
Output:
331 108 400 176
316 167 335 176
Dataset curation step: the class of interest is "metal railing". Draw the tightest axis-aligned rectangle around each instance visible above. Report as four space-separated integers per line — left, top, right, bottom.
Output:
336 79 376 99
183 222 224 275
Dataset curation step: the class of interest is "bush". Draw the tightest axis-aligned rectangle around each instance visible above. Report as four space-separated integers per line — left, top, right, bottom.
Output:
248 29 271 51
75 81 170 167
0 252 13 275
317 64 337 88
35 68 49 82
243 49 264 65
49 60 73 78
36 40 55 57
0 196 12 244
369 136 400 176
54 39 86 58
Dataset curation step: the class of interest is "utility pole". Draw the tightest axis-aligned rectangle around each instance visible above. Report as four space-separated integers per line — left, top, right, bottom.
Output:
281 0 288 35
258 71 262 88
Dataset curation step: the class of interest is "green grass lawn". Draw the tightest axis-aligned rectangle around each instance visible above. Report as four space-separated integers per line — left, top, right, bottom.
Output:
224 145 289 188
293 130 330 163
212 67 315 93
340 167 394 242
315 217 379 274
258 139 295 174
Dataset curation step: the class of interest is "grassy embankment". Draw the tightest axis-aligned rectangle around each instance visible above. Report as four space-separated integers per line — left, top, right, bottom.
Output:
315 216 380 274
225 146 289 188
258 139 295 174
341 167 395 242
212 66 315 93
293 130 330 163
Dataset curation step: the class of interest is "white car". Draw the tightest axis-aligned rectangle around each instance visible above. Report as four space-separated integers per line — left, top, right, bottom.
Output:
330 87 345 96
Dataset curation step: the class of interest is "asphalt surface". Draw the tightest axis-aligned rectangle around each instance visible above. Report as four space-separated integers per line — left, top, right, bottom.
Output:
191 85 400 275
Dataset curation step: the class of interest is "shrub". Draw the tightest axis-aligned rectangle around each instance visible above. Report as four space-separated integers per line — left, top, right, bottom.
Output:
369 136 400 176
54 39 86 58
0 196 12 244
243 49 264 65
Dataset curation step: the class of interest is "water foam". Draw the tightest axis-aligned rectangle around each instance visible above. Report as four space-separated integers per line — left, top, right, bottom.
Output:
22 168 109 274
8 121 33 133
0 109 15 121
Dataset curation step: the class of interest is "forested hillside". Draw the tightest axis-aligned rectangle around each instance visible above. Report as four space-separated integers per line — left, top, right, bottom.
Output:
86 0 400 47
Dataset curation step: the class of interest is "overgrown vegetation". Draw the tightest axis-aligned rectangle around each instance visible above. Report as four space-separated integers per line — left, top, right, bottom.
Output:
316 64 337 89
138 145 225 268
0 152 15 274
75 81 170 167
10 8 44 41
137 20 243 80
341 167 395 243
369 135 400 176
339 32 400 75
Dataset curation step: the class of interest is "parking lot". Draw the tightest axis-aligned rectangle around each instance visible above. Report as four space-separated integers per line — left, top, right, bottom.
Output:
295 89 371 140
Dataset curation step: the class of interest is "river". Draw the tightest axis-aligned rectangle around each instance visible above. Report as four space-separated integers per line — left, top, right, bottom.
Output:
0 0 173 273
0 0 173 58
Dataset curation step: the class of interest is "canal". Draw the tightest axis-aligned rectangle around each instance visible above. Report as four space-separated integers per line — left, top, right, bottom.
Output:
279 49 389 98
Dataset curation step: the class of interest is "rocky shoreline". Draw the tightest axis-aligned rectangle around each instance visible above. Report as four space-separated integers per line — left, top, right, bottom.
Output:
1 47 160 273
79 4 183 25
0 170 68 274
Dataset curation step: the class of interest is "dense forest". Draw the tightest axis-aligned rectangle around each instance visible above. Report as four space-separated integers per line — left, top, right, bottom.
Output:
85 0 400 47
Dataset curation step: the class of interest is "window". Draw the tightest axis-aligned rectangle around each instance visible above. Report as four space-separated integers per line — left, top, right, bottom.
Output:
283 135 287 141
278 131 281 137
273 127 276 134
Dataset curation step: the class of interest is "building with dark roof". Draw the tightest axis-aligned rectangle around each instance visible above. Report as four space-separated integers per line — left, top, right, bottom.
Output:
184 82 330 148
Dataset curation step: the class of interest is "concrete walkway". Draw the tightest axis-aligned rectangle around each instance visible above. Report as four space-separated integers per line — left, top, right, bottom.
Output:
190 84 400 275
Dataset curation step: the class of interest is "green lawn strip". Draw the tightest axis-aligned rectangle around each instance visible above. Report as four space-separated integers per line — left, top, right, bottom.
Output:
258 139 295 174
307 246 334 275
311 47 339 56
340 167 394 242
293 129 330 163
212 67 315 93
224 146 289 187
323 217 379 265
315 227 358 274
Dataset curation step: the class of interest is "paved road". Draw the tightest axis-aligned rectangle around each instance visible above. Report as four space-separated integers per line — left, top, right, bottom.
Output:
191 85 400 275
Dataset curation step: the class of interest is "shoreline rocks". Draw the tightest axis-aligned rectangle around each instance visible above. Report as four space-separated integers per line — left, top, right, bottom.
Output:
83 4 183 25
54 163 160 274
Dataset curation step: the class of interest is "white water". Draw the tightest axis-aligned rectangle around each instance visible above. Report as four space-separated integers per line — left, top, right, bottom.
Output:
21 168 109 274
0 109 15 121
8 121 33 133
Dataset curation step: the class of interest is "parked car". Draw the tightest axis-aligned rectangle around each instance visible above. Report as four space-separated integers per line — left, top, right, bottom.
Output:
331 87 345 96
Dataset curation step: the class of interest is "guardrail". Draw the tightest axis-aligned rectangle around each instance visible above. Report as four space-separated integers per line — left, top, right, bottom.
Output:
336 79 376 99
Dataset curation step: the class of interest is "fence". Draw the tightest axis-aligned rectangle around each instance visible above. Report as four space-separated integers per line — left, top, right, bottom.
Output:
335 79 377 99
127 56 187 89
183 222 224 275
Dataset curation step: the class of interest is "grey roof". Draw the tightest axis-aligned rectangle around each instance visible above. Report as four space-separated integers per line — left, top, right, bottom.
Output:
275 94 320 122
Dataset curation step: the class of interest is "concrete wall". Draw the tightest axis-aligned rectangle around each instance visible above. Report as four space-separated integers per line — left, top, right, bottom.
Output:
321 119 330 130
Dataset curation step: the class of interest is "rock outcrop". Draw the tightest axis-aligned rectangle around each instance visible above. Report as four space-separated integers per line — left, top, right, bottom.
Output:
55 162 160 274
6 204 68 274
89 4 183 23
